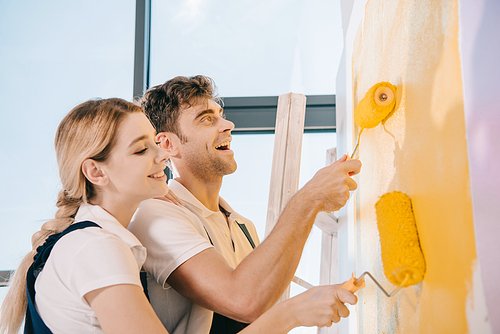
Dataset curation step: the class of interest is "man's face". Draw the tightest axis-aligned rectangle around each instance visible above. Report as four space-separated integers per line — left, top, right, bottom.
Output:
175 98 237 179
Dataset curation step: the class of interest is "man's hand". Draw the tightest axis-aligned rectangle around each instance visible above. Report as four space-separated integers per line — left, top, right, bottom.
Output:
301 154 362 213
240 285 357 333
288 285 357 327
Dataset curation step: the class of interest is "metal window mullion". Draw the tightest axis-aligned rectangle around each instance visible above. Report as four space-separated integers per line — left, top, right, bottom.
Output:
133 0 151 99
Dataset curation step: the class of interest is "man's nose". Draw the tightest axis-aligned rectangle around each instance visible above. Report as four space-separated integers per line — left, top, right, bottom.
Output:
220 117 235 132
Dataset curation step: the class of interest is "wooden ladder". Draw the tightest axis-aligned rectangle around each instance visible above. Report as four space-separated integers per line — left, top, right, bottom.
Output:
264 93 339 334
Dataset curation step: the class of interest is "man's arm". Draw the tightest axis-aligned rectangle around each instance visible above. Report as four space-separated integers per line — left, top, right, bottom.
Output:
167 155 361 322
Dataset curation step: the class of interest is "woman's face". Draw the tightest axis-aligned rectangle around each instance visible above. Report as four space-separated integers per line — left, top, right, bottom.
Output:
100 112 169 205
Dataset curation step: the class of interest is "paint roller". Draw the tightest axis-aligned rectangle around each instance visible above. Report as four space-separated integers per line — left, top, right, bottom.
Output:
351 82 397 158
341 191 426 297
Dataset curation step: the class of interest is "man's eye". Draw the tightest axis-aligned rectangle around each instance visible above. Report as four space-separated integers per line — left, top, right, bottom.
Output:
135 148 148 155
221 113 226 119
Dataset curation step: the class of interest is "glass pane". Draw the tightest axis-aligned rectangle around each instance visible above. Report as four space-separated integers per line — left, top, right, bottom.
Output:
150 0 344 97
0 0 135 272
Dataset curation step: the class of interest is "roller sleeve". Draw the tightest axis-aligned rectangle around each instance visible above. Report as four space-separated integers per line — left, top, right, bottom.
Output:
354 82 397 129
375 191 426 287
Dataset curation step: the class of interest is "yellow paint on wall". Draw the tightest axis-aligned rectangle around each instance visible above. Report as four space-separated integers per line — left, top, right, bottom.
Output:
351 0 476 333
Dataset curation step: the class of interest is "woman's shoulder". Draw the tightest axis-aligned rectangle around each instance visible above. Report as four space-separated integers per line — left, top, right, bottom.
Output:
48 224 140 278
38 223 142 301
53 225 128 259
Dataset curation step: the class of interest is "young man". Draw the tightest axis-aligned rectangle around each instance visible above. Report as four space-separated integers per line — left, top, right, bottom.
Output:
129 75 362 334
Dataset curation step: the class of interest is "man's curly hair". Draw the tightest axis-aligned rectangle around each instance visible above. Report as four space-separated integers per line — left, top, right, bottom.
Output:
140 75 219 143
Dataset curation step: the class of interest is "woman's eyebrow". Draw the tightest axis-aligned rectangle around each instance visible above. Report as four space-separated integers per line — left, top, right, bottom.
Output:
127 134 148 148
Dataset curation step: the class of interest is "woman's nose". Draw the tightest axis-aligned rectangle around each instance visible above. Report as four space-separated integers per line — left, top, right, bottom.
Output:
155 145 170 164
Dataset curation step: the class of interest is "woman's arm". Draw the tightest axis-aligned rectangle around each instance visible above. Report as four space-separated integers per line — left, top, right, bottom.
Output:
240 285 357 334
85 284 169 334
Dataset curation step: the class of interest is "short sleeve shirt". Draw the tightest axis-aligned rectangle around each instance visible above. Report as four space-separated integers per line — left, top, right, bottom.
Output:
128 180 260 334
35 203 147 334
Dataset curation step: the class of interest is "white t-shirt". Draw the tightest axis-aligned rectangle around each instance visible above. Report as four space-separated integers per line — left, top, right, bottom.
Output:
35 203 147 334
129 180 260 334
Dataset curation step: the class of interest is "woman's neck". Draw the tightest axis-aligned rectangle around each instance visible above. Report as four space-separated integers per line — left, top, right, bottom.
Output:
89 194 138 228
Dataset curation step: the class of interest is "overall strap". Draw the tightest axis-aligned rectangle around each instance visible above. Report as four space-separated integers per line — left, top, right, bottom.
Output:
140 269 150 302
210 313 248 334
219 205 256 249
24 221 101 334
208 206 253 333
209 219 253 333
236 222 255 249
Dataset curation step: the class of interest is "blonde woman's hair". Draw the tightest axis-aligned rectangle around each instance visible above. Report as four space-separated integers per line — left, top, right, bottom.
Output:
0 98 143 334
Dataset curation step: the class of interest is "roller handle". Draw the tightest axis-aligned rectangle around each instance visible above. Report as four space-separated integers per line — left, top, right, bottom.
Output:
341 273 366 293
343 271 409 297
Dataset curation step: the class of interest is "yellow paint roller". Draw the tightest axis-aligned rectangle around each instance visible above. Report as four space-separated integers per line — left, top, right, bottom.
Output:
375 191 426 287
342 191 426 297
351 82 397 158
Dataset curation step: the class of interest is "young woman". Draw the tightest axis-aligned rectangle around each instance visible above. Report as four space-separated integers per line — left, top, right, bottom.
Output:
0 98 354 334
0 98 171 333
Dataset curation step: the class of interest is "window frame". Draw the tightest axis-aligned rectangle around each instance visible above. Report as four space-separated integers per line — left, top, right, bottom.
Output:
221 95 336 133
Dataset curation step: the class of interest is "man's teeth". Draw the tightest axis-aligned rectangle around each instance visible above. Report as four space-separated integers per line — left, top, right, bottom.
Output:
150 171 165 178
215 141 230 149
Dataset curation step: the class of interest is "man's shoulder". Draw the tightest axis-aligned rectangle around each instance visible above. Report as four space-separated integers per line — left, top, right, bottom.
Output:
134 198 193 217
130 198 208 232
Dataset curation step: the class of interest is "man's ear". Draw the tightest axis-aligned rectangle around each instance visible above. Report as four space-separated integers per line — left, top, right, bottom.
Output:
156 132 180 157
81 159 109 186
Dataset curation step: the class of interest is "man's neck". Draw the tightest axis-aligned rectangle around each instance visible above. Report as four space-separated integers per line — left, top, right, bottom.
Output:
174 174 222 212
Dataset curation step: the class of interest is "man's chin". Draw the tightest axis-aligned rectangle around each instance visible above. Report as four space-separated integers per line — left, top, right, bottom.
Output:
225 167 237 176
222 163 237 176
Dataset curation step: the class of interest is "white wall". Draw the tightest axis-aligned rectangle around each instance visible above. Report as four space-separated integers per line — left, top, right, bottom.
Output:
459 0 500 332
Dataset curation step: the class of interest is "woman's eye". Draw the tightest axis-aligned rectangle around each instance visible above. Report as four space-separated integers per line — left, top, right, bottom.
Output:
135 148 148 155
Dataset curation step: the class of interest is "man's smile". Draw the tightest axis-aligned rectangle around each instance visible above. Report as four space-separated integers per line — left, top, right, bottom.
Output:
215 141 231 151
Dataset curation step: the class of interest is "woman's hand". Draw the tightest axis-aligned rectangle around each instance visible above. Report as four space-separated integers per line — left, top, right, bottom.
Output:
155 190 184 207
